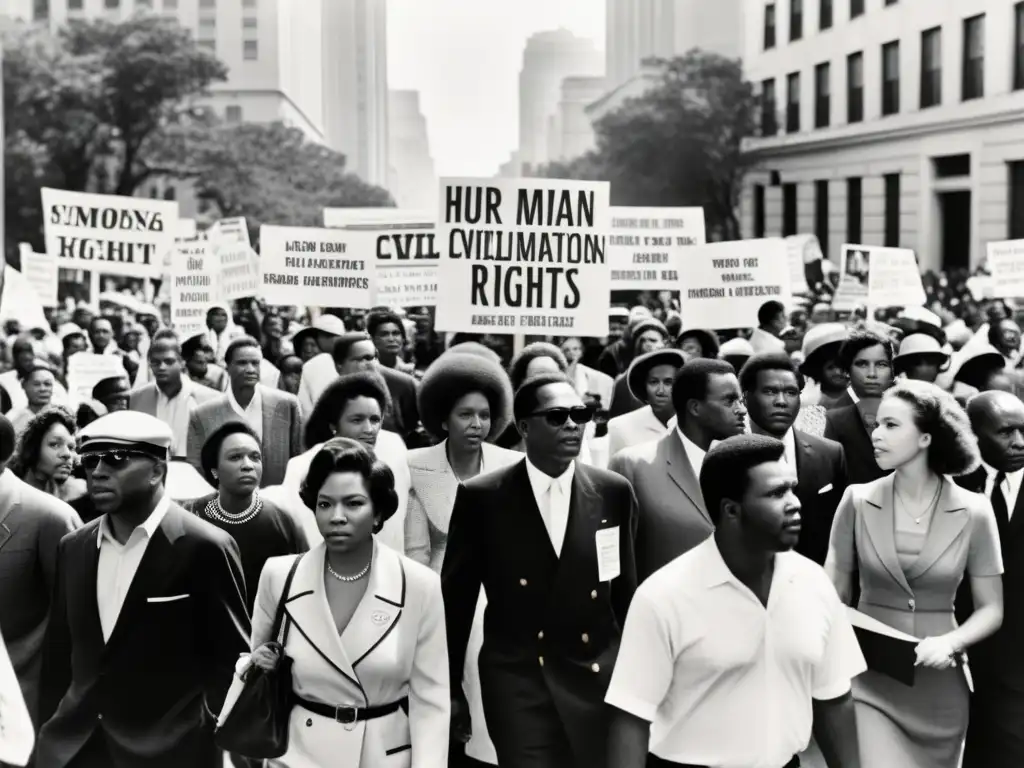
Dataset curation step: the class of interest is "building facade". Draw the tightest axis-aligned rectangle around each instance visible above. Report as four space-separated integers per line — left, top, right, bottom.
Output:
547 75 608 162
387 89 436 209
741 0 1024 273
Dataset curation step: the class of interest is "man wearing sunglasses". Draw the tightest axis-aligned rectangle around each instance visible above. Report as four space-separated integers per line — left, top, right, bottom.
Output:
443 371 639 768
35 411 250 768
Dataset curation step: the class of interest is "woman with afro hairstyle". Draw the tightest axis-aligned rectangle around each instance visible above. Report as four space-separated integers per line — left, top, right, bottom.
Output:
405 348 518 768
826 380 1002 767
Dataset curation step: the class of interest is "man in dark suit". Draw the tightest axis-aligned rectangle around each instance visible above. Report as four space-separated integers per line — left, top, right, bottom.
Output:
740 352 848 565
36 411 250 768
609 359 747 581
443 372 638 768
960 391 1024 768
0 414 81 731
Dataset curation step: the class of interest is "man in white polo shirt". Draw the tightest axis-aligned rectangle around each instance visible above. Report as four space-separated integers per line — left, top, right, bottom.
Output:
606 434 865 768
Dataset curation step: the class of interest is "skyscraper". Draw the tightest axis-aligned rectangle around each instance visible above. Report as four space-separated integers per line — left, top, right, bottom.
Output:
387 89 436 209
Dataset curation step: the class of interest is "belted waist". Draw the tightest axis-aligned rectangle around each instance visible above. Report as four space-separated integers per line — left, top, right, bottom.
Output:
293 695 408 724
863 594 953 613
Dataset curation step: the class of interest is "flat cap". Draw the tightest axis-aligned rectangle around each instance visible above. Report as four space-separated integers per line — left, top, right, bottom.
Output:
78 411 173 457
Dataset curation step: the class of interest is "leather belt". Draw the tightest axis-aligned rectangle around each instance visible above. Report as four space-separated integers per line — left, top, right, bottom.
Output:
647 754 799 768
293 695 409 725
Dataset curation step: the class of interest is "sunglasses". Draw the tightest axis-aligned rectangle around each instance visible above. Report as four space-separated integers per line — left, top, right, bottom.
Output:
80 450 153 471
530 406 595 427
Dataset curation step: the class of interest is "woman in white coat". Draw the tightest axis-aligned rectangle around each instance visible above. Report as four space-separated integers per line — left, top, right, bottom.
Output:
605 348 686 460
250 438 449 768
404 349 518 768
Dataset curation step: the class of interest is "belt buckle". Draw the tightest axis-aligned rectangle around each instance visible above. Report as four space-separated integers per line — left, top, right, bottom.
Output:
335 706 359 731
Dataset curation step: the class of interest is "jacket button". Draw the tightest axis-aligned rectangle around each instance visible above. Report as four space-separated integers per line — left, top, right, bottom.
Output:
582 633 589 643
591 663 600 673
538 631 544 640
520 579 528 587
591 590 598 599
97 713 103 721
908 599 916 611
306 719 313 727
539 656 544 667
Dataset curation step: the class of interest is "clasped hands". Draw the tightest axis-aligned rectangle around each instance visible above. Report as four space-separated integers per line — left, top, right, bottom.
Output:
914 635 960 670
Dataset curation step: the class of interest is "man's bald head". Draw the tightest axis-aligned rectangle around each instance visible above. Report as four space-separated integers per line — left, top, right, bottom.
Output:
968 390 1024 473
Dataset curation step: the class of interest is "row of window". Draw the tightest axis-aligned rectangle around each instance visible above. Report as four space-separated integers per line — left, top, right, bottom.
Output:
765 0 899 49
751 175 902 252
759 10 1014 136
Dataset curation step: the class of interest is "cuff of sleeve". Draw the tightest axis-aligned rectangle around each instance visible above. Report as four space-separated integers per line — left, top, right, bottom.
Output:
812 678 855 702
605 689 658 724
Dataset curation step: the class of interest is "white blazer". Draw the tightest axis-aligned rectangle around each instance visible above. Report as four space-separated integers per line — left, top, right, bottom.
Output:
404 439 520 766
0 628 33 766
280 432 411 554
253 543 449 768
606 404 674 461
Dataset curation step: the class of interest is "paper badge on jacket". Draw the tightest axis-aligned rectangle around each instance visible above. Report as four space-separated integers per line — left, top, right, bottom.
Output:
595 527 620 582
371 610 390 626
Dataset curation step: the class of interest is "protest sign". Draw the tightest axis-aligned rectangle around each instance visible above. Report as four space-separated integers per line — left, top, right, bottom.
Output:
17 243 58 307
67 353 127 403
41 188 178 279
986 239 1024 298
210 217 250 247
678 239 792 330
217 240 261 302
831 244 872 312
258 225 375 308
324 209 438 307
866 246 926 308
434 178 612 336
785 235 821 294
607 207 705 290
171 241 217 337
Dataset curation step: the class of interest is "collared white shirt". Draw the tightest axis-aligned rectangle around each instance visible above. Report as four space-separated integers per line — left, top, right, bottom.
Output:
155 378 197 457
846 386 860 405
227 385 263 442
605 537 866 768
780 427 797 466
983 461 1023 520
677 428 708 476
96 493 172 641
524 457 575 556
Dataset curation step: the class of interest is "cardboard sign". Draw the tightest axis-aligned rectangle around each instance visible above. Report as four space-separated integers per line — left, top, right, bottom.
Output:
171 241 216 337
434 177 612 336
785 235 821 294
217 240 261 302
323 208 433 228
866 246 926 308
67 353 127 403
831 244 872 312
17 243 58 307
210 217 250 247
41 188 178 279
678 239 792 330
607 207 705 290
258 225 375 308
986 239 1024 298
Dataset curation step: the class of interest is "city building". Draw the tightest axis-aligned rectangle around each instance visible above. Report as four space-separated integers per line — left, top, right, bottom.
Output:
547 75 608 162
387 89 436 209
517 29 604 172
741 0 1024 273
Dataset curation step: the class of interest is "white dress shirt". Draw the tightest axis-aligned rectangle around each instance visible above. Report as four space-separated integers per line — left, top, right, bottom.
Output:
155 379 198 457
605 537 866 767
677 428 708 476
983 461 1023 519
227 385 263 442
846 386 860 405
524 457 575 556
96 493 172 641
780 427 797 466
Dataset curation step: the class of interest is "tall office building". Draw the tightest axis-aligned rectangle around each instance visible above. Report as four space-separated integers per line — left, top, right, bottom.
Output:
35 0 326 144
741 0 1024 272
547 75 608 162
322 0 389 187
387 89 436 209
517 29 603 171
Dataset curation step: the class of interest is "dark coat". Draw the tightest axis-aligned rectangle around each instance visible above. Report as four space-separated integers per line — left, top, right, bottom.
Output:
824 404 891 485
379 366 426 447
792 430 849 565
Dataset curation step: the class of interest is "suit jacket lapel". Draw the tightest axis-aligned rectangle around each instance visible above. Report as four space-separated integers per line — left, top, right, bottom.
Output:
552 467 600 587
511 461 559 563
861 477 913 596
261 388 275 448
0 473 21 553
410 443 457 524
74 525 105 653
905 480 969 581
663 433 709 523
342 541 406 668
793 430 820 492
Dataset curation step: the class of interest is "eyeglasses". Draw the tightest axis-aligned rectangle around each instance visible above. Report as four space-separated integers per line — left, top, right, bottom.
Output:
80 450 153 471
529 406 595 427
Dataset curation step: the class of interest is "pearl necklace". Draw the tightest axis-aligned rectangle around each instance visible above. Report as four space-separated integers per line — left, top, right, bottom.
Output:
327 558 371 582
205 493 262 526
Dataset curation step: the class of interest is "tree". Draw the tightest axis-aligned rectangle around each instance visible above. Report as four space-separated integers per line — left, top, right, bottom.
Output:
534 50 758 240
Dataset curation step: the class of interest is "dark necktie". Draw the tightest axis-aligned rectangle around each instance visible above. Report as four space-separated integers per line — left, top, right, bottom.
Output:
992 471 1010 535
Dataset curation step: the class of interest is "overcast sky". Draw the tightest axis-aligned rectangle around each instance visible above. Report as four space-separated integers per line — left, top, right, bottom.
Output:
387 0 605 179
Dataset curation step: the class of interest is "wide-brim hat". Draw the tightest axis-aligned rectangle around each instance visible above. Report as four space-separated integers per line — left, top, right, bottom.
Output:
799 323 848 376
895 333 950 364
292 315 346 350
627 349 687 402
719 337 755 361
952 345 1005 384
677 328 720 359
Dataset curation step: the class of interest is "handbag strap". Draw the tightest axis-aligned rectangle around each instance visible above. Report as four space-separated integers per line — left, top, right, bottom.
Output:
270 555 302 645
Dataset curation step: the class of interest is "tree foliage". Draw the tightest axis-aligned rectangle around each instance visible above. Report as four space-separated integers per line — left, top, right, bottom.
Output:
534 50 758 240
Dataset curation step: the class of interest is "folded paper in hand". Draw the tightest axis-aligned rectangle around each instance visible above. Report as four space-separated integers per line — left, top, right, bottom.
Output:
846 607 919 687
217 654 255 729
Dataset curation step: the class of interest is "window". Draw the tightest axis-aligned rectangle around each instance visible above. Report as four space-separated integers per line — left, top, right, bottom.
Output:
1014 3 1024 90
754 184 766 238
882 40 900 116
199 0 215 6
920 27 942 107
1010 162 1024 239
32 0 48 20
786 72 801 133
105 0 119 7
164 0 177 9
847 52 863 123
244 39 258 60
790 0 803 41
815 180 830 258
761 78 777 136
962 14 985 101
198 40 215 52
68 0 83 9
764 3 776 49
242 0 257 6
136 0 153 7
820 0 832 30
850 0 864 18
884 0 897 5
226 105 243 123
199 16 215 30
783 184 798 236
243 17 257 28
883 174 900 246
847 177 862 243
814 62 830 128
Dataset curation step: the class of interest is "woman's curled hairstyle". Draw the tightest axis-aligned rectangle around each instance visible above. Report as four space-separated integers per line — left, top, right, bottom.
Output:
304 372 392 450
299 437 399 533
9 406 77 479
884 379 980 476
